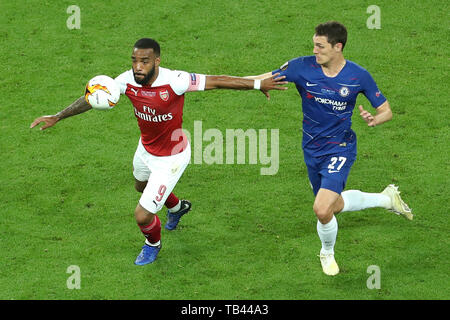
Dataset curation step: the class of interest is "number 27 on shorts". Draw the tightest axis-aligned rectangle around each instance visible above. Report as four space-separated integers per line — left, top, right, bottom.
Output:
328 156 347 173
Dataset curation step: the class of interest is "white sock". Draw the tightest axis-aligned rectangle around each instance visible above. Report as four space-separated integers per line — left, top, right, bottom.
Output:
317 216 338 255
168 200 181 213
145 239 161 247
341 190 390 212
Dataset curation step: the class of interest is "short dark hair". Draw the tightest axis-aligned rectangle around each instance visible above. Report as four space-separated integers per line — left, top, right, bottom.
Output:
315 21 347 50
134 38 160 56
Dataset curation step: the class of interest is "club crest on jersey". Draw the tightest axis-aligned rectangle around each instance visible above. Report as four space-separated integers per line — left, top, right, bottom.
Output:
160 89 169 101
339 86 350 97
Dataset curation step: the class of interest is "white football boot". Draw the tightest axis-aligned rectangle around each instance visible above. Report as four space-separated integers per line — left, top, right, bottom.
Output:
381 184 413 220
319 253 340 276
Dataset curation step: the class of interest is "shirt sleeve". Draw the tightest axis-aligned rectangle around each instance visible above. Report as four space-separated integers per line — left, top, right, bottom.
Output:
114 70 134 95
271 57 303 83
170 70 206 95
360 69 387 108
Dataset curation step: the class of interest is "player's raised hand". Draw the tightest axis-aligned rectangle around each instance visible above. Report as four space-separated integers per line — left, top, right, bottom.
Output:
30 115 59 131
358 105 377 127
260 73 288 100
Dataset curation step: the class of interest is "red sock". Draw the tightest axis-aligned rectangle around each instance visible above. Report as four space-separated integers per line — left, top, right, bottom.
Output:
138 215 161 244
165 192 179 209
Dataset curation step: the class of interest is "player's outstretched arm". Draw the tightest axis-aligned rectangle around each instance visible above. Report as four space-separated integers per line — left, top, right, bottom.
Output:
30 96 92 130
358 101 392 127
204 73 287 99
244 72 279 99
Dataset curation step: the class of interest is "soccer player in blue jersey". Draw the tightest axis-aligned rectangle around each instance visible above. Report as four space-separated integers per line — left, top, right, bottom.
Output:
248 21 412 275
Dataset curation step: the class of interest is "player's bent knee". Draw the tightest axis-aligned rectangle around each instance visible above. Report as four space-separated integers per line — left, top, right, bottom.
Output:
135 203 155 226
313 204 334 224
134 180 148 193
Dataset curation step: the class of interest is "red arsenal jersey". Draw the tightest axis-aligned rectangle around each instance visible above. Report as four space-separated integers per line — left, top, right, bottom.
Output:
115 67 205 156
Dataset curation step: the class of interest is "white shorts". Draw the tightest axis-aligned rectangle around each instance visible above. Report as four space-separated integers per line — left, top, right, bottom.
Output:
133 139 191 214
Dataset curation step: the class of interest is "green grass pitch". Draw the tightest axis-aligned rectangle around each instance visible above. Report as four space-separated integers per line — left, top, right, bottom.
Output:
0 0 448 301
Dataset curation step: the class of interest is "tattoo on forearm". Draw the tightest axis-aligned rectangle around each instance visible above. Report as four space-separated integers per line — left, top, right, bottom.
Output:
56 96 92 120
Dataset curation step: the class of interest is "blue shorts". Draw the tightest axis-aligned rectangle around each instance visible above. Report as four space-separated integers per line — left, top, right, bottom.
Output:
304 151 356 196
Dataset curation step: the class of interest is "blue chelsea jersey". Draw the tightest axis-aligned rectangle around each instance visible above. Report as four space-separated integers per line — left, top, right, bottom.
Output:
273 56 387 157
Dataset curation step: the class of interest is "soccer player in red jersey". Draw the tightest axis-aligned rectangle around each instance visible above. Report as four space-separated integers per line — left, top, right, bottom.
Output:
30 38 287 265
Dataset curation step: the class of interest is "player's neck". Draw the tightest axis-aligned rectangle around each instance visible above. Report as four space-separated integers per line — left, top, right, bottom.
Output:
145 67 160 87
321 56 346 78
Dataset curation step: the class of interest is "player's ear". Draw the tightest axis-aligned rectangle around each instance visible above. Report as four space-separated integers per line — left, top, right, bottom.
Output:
334 42 343 53
155 56 161 67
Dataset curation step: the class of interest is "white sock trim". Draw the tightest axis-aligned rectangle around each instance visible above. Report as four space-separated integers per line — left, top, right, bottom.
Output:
168 200 181 213
145 239 161 247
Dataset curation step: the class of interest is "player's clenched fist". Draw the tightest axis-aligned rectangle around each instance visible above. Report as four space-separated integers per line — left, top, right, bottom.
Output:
358 105 377 127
